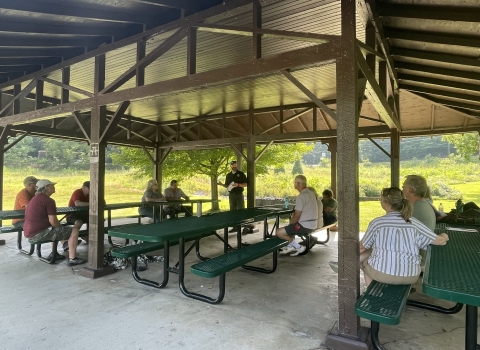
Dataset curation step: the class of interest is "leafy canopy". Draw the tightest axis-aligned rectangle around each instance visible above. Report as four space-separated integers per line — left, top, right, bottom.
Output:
442 133 479 161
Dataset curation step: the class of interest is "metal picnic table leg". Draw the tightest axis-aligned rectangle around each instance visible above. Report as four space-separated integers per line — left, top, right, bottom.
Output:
465 305 478 350
131 240 169 288
196 201 202 217
178 237 225 304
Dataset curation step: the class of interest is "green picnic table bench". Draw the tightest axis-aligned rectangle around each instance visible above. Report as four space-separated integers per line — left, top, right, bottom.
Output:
20 230 89 264
188 237 287 303
111 230 219 288
355 281 412 350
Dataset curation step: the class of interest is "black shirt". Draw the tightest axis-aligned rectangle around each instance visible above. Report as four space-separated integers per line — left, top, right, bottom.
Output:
225 170 247 194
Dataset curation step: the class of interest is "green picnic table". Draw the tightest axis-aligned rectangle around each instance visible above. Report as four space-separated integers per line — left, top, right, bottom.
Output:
423 230 480 350
108 208 285 302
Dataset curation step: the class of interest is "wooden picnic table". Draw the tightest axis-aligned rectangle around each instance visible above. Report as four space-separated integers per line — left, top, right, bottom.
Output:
423 229 480 350
108 208 284 295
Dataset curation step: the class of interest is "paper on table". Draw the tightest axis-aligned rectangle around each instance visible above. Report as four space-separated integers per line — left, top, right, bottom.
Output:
446 227 478 233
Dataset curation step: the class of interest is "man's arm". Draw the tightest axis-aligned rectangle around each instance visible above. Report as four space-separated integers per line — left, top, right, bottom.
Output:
74 199 89 206
16 191 30 210
289 210 302 224
48 214 62 227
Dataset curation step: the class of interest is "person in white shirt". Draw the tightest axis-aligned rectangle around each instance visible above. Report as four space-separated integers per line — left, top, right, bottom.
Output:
276 175 317 257
359 187 449 286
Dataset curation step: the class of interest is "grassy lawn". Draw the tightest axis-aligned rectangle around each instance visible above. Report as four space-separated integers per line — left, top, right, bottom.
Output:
3 163 479 231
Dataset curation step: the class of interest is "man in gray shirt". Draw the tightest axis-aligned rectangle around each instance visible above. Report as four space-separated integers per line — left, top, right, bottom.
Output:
277 175 318 257
163 180 192 218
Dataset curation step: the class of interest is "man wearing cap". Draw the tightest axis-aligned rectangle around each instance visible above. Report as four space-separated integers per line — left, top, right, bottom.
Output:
12 176 38 229
23 179 86 266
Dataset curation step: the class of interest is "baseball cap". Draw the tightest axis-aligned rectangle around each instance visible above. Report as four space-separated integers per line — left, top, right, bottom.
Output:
230 160 237 165
23 176 38 186
82 181 90 188
36 179 56 189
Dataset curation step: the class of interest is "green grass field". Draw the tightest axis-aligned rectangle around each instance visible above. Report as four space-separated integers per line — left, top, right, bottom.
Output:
3 160 480 231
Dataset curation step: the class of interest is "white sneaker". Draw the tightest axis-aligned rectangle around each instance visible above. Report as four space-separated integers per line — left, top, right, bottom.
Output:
290 245 306 256
279 246 296 255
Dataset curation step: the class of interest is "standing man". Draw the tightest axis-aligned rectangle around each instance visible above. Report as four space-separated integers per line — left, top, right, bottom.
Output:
23 179 86 266
12 176 38 229
218 160 248 210
66 181 90 249
164 180 192 218
218 160 249 232
276 175 318 256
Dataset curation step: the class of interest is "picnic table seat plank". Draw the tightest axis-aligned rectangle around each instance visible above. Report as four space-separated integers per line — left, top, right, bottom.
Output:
20 230 88 264
355 281 412 350
181 237 288 304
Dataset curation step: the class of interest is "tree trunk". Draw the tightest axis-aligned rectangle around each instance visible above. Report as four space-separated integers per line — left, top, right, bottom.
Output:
210 175 220 211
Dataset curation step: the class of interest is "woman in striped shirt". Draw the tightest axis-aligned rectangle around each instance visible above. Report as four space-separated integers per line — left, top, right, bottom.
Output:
360 187 449 286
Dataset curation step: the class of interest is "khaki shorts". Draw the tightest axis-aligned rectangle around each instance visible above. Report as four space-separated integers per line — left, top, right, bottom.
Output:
29 226 73 242
362 261 420 285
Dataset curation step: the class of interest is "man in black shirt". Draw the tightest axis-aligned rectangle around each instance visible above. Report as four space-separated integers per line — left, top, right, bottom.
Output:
218 160 247 210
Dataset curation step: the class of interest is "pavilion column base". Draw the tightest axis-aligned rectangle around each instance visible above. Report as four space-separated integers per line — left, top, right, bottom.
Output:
0 239 5 246
325 326 371 350
79 265 115 279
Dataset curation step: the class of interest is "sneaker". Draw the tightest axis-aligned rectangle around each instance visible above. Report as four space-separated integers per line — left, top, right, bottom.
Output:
63 240 82 252
290 245 306 256
279 246 296 255
329 261 339 273
229 228 238 233
67 257 87 267
242 228 254 235
46 252 65 261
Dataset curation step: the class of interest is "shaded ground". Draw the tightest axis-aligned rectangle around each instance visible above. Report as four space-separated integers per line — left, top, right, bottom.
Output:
0 221 474 350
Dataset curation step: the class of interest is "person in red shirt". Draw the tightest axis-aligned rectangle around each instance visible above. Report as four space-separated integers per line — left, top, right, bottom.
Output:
65 181 90 249
12 176 38 228
23 179 86 266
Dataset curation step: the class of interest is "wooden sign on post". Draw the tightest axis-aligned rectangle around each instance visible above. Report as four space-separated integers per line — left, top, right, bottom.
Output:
90 143 99 163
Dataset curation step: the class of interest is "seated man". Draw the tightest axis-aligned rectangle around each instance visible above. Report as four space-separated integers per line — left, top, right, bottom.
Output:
300 187 324 248
322 189 338 226
163 180 193 219
65 181 90 249
276 175 318 257
12 176 38 229
23 179 86 266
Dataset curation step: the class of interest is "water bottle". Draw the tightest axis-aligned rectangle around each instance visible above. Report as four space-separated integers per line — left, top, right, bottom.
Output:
284 196 290 209
438 203 444 215
456 199 464 213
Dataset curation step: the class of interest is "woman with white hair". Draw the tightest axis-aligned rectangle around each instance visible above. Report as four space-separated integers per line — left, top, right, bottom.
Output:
138 179 166 222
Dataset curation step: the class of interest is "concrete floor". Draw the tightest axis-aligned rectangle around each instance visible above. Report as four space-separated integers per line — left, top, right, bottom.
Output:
0 221 476 350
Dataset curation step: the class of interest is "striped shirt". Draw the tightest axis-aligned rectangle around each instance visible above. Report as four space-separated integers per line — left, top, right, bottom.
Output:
361 211 437 277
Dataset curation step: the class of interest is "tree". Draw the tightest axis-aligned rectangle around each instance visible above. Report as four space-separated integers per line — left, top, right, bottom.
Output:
292 159 303 174
442 133 479 161
111 143 313 210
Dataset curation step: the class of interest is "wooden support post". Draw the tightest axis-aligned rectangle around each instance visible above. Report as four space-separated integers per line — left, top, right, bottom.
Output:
136 41 146 87
61 67 70 104
253 0 262 59
80 53 114 279
326 0 367 348
35 79 44 110
328 139 337 197
13 84 20 114
246 138 255 208
154 147 163 187
391 128 400 187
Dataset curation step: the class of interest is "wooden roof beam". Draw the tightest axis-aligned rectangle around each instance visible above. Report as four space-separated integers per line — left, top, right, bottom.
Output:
0 41 339 126
386 28 480 49
379 4 480 23
402 84 480 105
391 48 480 68
396 62 480 82
356 45 400 129
357 0 399 89
399 74 480 96
0 0 255 90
